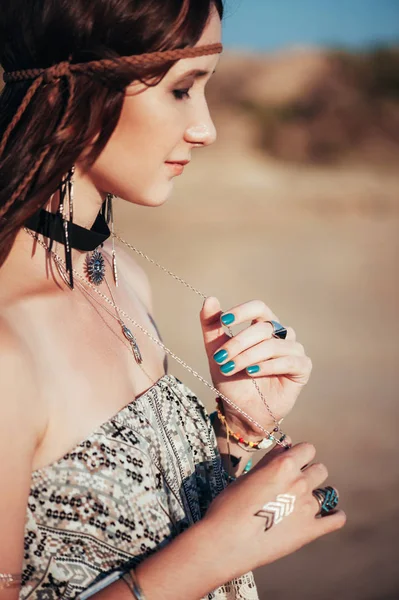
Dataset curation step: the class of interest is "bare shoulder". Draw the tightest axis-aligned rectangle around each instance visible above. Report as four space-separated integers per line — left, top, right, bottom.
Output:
0 315 46 444
103 239 153 312
0 316 45 574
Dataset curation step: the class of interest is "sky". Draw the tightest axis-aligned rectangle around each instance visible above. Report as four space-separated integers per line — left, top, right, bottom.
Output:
222 0 399 52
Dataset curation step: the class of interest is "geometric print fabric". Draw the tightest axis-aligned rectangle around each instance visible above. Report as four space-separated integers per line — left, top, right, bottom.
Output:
22 375 259 599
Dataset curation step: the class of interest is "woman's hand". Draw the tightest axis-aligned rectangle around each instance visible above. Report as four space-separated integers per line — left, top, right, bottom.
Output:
200 297 312 435
203 442 346 580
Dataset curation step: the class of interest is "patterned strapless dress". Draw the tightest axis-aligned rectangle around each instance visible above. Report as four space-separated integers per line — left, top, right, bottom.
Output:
22 374 259 600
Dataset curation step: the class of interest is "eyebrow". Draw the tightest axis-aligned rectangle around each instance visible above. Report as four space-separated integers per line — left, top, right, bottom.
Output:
177 68 216 80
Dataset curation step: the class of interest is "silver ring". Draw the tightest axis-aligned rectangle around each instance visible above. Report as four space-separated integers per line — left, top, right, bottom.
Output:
267 320 288 340
312 486 339 517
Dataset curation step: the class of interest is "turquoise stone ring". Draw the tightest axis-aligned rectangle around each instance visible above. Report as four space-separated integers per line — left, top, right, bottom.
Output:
312 486 339 516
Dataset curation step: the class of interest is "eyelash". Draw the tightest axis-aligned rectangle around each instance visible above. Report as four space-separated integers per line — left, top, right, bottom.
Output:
173 88 191 100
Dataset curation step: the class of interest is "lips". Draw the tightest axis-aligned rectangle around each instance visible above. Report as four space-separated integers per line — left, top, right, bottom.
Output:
165 162 186 176
165 160 190 166
164 160 190 177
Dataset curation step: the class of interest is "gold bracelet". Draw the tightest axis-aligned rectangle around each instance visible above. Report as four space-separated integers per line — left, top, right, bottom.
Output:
0 573 22 590
121 570 147 600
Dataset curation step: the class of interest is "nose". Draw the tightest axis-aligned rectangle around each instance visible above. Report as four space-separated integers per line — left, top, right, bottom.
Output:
184 109 217 148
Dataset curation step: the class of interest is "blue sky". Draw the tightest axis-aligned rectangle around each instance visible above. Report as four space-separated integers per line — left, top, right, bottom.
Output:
222 0 399 52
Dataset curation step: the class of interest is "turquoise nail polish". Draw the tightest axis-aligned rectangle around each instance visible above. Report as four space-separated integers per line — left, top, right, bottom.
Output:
247 365 260 375
213 349 228 364
220 361 235 375
221 313 235 326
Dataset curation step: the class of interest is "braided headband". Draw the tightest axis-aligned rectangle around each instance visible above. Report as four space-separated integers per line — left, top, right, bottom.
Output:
0 43 222 221
2 43 223 83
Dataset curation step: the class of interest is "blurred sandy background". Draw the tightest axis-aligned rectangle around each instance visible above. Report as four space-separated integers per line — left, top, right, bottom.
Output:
115 3 399 598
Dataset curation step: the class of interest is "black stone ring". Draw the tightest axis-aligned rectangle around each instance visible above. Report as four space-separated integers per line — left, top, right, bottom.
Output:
312 486 339 517
267 320 288 340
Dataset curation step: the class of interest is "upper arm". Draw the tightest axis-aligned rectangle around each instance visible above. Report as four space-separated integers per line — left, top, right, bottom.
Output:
103 240 153 313
0 320 43 597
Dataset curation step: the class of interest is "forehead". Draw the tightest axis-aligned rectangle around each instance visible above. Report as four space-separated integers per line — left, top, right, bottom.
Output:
197 6 222 46
168 8 222 78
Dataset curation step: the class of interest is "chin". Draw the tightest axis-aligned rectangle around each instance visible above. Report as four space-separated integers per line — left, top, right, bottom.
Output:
130 181 175 208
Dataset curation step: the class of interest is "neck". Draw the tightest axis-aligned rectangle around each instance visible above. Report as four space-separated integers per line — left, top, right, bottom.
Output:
0 165 107 303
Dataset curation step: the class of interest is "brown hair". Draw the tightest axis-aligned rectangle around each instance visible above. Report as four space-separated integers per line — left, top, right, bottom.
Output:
0 0 224 268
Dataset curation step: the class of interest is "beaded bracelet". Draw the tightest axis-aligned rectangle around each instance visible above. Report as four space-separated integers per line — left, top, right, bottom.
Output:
214 400 286 450
210 407 269 450
210 411 254 481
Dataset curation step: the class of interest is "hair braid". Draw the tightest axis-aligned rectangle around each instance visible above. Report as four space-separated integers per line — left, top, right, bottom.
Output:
0 78 43 160
0 69 77 221
0 43 221 222
0 0 223 272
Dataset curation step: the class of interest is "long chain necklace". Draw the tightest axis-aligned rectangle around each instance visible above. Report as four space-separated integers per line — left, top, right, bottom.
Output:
24 227 288 448
114 234 284 434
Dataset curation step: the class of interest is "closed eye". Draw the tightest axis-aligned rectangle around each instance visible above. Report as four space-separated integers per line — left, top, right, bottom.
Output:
173 88 191 100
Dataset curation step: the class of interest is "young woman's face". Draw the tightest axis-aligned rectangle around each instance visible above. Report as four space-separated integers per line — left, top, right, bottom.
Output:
88 8 222 207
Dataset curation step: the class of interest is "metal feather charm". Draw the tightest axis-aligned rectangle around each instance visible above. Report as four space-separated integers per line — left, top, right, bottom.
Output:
121 324 143 364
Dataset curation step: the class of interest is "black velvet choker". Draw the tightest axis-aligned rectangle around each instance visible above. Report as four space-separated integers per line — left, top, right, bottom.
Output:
25 208 110 251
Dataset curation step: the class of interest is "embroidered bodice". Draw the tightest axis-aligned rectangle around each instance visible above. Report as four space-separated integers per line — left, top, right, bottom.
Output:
22 375 259 600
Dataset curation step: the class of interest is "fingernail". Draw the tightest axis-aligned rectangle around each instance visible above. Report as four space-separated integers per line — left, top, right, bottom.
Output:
220 361 235 374
246 365 260 375
213 349 228 364
221 313 235 326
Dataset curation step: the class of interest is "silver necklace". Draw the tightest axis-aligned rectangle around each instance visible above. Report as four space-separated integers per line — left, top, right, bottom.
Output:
24 227 288 448
113 234 285 439
105 273 143 364
85 263 144 365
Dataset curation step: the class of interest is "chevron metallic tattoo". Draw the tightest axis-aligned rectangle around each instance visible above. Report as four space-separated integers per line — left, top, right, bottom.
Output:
255 494 296 531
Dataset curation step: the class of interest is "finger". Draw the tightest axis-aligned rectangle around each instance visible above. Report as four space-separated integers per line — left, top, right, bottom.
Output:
283 442 316 470
216 339 306 376
212 323 297 365
255 436 293 468
245 355 313 383
315 509 346 535
200 297 230 353
302 462 329 491
220 300 279 328
283 442 316 471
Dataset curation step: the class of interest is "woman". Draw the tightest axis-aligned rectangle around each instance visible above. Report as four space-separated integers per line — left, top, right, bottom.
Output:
0 1 345 599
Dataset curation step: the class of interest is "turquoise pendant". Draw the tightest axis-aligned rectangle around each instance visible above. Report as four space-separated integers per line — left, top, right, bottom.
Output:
85 248 105 285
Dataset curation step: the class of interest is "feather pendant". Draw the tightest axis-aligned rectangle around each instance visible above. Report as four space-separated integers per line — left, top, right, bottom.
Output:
121 324 143 364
